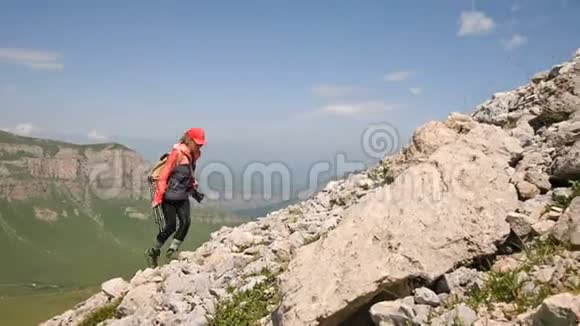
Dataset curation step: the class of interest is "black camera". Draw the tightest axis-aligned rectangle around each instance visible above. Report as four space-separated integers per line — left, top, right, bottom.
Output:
191 189 205 203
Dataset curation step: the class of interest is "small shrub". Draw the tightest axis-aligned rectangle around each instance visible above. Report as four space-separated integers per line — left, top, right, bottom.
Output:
78 298 122 326
368 162 394 185
210 270 280 326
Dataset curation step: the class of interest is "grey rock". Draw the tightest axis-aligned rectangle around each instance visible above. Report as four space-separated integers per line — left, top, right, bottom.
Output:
129 268 160 288
414 287 440 307
524 170 552 192
240 275 267 292
532 220 556 236
551 141 580 180
532 70 549 83
543 117 580 147
162 271 212 298
437 267 481 294
553 187 573 202
528 293 580 326
543 210 562 221
491 256 521 274
446 304 478 326
520 194 554 221
534 266 556 284
438 293 449 304
552 197 580 248
506 212 536 237
401 296 415 307
162 293 191 314
117 283 158 316
229 229 255 249
521 281 538 297
516 181 541 200
413 304 432 324
102 277 130 299
472 91 519 126
369 301 416 326
510 114 535 144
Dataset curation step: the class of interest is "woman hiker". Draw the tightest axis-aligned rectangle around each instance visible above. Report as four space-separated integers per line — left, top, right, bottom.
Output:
145 127 206 267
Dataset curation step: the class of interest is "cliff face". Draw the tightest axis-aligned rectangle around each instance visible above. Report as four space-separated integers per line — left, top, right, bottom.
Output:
42 49 580 326
0 130 148 201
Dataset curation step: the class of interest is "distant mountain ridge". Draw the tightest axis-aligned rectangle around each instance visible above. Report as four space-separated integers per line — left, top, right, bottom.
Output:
0 129 148 202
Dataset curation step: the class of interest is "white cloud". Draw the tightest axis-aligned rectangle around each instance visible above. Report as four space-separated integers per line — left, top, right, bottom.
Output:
383 71 413 82
1 123 40 136
0 48 63 71
87 130 109 141
501 34 527 50
299 101 399 119
409 87 423 95
311 85 362 98
457 11 496 36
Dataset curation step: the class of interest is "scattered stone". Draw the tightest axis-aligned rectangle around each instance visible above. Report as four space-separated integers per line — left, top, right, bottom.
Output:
543 210 562 221
369 301 415 326
506 211 538 237
534 266 556 284
414 287 441 307
437 267 482 294
516 181 541 200
552 187 573 202
447 304 477 326
491 257 521 274
101 277 130 299
532 220 556 235
552 197 580 248
413 304 432 325
524 170 552 192
528 293 580 325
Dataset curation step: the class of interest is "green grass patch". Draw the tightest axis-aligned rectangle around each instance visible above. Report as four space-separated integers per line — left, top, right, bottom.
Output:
210 269 280 326
78 298 122 326
465 237 568 314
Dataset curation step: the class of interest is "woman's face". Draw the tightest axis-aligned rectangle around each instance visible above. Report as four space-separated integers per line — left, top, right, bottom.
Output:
187 138 202 154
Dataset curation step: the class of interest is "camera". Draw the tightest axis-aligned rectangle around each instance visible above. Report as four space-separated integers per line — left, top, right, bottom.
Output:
191 189 205 203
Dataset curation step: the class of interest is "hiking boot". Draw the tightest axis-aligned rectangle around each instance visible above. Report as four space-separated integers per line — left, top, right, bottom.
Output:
165 248 178 260
145 248 160 268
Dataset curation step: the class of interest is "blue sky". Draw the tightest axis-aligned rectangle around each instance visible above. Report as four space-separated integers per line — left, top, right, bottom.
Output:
1 0 579 178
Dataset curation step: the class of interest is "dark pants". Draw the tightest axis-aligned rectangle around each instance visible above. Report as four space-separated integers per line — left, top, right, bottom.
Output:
156 199 191 244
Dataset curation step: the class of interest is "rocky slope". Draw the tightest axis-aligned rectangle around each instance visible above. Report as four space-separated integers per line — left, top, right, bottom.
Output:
42 49 580 326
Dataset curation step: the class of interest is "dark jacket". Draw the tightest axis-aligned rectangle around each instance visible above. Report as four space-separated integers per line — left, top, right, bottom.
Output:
153 143 199 204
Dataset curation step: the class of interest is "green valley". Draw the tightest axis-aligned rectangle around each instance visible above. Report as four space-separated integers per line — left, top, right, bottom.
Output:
0 131 246 325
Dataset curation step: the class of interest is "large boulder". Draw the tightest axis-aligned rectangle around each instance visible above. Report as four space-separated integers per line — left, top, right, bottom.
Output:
527 293 580 325
551 197 580 249
551 140 580 180
273 124 521 326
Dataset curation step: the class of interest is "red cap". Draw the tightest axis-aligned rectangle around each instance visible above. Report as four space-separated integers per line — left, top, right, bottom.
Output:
186 128 206 145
